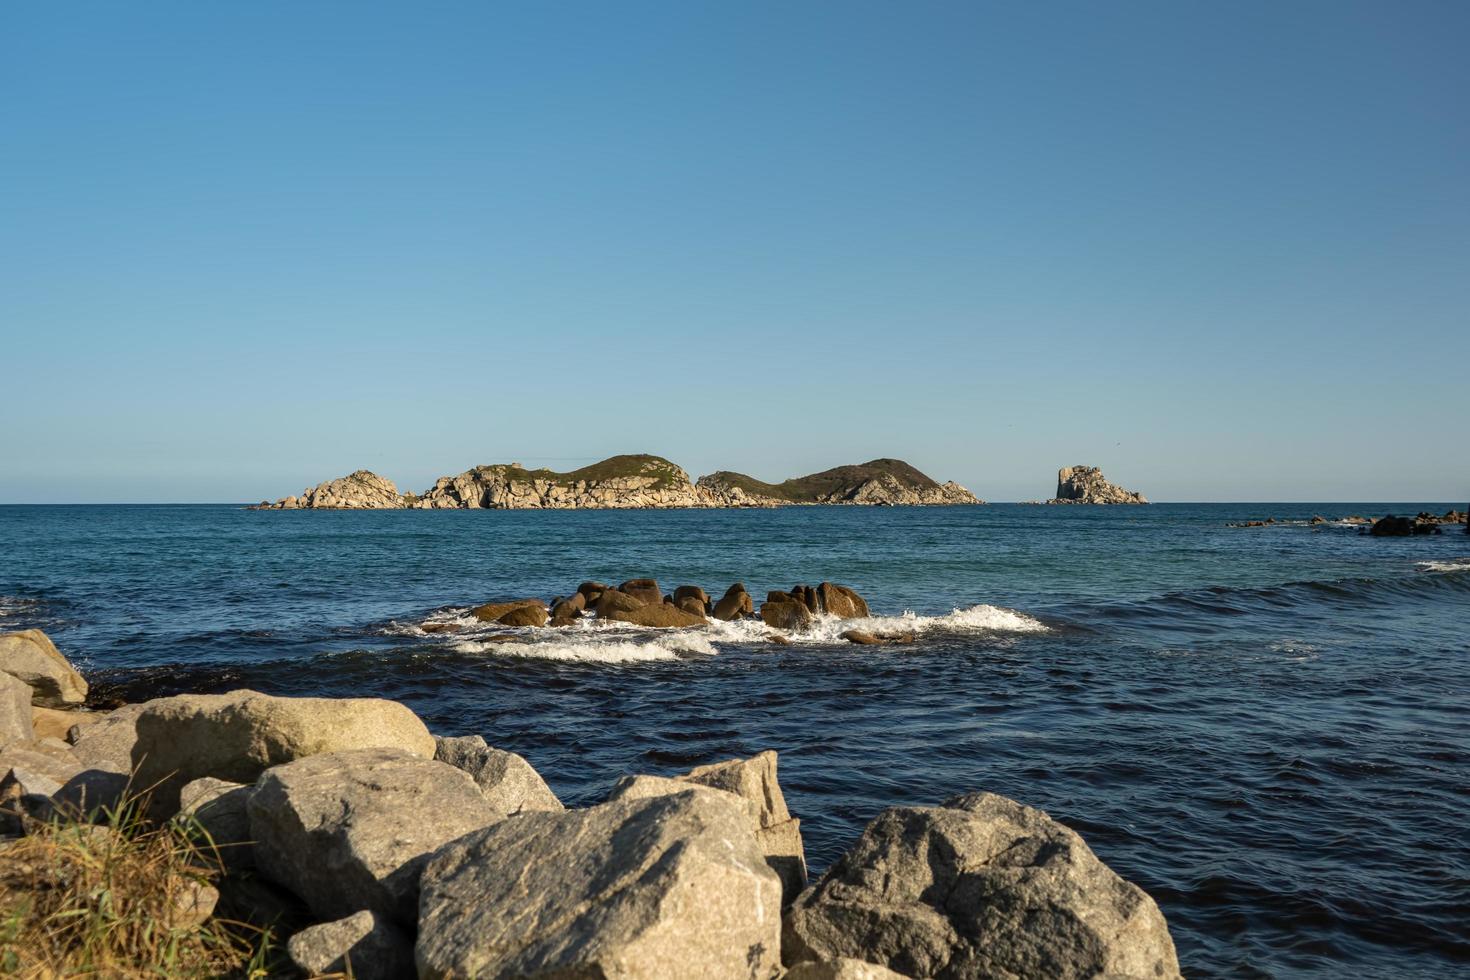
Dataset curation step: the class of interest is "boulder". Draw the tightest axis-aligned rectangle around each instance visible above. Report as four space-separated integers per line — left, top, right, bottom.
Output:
842 630 917 646
783 792 1181 979
470 598 545 623
497 604 549 628
680 751 790 829
249 747 501 925
595 589 644 618
0 629 88 707
786 959 913 980
577 581 610 604
132 690 436 816
32 705 98 742
762 600 814 631
791 585 821 614
1 671 32 745
673 585 710 607
675 595 709 618
603 603 707 628
551 596 585 620
607 774 761 824
819 583 871 619
549 615 579 628
713 584 754 621
52 769 131 818
0 738 82 787
416 791 782 980
288 910 414 980
433 735 563 815
69 702 146 773
618 578 663 606
177 777 255 867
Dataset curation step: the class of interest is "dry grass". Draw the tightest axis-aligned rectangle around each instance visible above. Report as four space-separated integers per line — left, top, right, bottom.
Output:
0 796 269 978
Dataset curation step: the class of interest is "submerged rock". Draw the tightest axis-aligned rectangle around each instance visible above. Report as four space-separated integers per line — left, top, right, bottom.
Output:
784 792 1181 979
1048 466 1148 505
416 791 782 980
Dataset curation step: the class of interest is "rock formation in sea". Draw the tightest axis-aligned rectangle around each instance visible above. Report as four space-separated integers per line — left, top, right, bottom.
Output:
253 455 984 510
1048 465 1148 505
2 625 1183 979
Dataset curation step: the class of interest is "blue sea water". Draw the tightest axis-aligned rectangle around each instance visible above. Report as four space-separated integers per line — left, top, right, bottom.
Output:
1 502 1467 978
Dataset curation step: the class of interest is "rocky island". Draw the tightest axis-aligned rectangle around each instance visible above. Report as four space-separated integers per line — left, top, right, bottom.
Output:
254 456 984 510
1047 465 1148 505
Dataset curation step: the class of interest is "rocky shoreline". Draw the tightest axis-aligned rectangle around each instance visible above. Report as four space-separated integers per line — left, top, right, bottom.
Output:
2 625 1183 979
1228 510 1468 535
253 456 983 511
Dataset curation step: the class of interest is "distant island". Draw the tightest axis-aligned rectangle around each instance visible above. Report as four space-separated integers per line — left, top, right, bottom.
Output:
252 456 983 510
1047 465 1148 504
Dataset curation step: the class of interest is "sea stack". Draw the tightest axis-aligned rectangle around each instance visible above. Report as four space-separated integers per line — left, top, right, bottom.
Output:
1048 466 1148 505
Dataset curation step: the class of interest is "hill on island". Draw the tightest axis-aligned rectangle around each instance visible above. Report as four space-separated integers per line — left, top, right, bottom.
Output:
254 455 982 510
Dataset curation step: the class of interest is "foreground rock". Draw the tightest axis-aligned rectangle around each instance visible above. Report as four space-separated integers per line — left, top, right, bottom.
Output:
288 909 414 980
1048 466 1148 505
0 629 88 707
1 672 32 745
417 791 782 979
132 690 436 815
253 470 409 510
250 748 501 925
433 734 563 815
784 792 1181 979
68 703 146 773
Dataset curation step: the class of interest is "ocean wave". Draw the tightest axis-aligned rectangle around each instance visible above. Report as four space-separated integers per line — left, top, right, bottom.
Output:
448 631 716 663
1415 558 1470 574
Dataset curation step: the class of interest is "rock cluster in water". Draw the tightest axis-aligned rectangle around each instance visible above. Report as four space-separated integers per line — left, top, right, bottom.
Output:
254 455 983 510
1047 466 1148 505
2 627 1183 979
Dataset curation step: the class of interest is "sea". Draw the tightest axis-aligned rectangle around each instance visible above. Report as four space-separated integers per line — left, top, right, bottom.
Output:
1 502 1466 978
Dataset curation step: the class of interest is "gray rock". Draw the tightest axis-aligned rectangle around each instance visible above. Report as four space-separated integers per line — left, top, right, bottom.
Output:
681 750 791 829
68 702 146 773
0 671 32 745
287 909 413 980
248 747 501 925
786 959 913 980
178 777 256 868
416 791 782 980
783 792 1181 979
52 769 131 819
432 735 563 815
0 629 88 707
606 773 761 825
132 689 436 816
0 738 82 786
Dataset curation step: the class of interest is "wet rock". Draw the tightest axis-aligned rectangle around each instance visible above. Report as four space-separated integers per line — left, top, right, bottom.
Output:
842 630 917 646
470 598 545 623
551 595 585 620
784 791 1181 979
819 582 871 619
673 585 710 607
416 791 782 980
0 629 88 707
762 598 814 631
618 578 663 606
249 747 501 925
603 603 707 628
132 690 436 816
595 588 644 617
713 584 755 621
675 595 709 618
497 604 549 628
288 909 414 980
577 581 610 604
433 735 563 815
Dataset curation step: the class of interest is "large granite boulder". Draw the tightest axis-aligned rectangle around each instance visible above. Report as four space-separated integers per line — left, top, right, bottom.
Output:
177 777 255 867
673 585 710 607
603 603 707 628
416 791 783 979
497 604 549 628
68 702 146 773
0 629 88 707
618 578 663 606
471 598 546 623
762 596 814 631
595 589 645 618
818 583 871 619
132 690 436 816
287 909 414 980
784 792 1181 979
1 671 33 745
787 960 913 980
31 705 98 742
713 584 755 621
433 735 563 815
249 748 501 925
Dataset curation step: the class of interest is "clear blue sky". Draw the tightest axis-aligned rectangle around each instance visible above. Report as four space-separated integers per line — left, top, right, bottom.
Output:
3 2 1466 503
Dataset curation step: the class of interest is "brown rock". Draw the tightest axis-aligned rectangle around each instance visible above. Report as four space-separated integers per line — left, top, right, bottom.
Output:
497 605 548 628
470 599 544 623
675 596 708 618
712 585 754 621
31 706 99 742
604 604 707 629
549 615 579 629
672 585 709 606
618 578 662 606
595 589 644 617
762 600 813 631
577 581 609 604
819 582 871 619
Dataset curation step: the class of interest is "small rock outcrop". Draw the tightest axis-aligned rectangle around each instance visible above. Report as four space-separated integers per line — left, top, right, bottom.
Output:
254 470 408 510
416 791 782 980
698 459 982 507
131 690 436 814
0 629 89 707
784 792 1181 979
249 748 502 925
1048 466 1148 505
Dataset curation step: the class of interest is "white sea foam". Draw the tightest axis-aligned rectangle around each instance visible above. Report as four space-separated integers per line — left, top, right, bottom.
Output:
1416 558 1470 574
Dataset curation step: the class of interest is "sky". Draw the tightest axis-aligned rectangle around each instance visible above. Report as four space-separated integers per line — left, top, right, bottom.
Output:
2 2 1466 503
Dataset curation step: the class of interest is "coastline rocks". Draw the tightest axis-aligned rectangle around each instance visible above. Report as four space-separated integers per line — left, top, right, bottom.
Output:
595 589 645 617
432 734 563 815
68 702 146 773
497 604 549 628
842 630 917 646
131 690 436 815
31 705 98 742
784 792 1181 980
255 470 408 510
288 910 414 980
1370 515 1440 537
0 629 88 707
819 582 871 619
415 791 783 980
1 672 32 745
177 777 255 867
763 597 814 631
470 598 545 623
697 459 983 507
786 960 913 980
713 583 755 621
414 456 710 510
673 585 710 607
249 748 501 925
1048 466 1148 505
618 578 663 606
605 603 707 628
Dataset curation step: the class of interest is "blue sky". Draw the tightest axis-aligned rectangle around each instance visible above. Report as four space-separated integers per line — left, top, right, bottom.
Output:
2 2 1466 502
